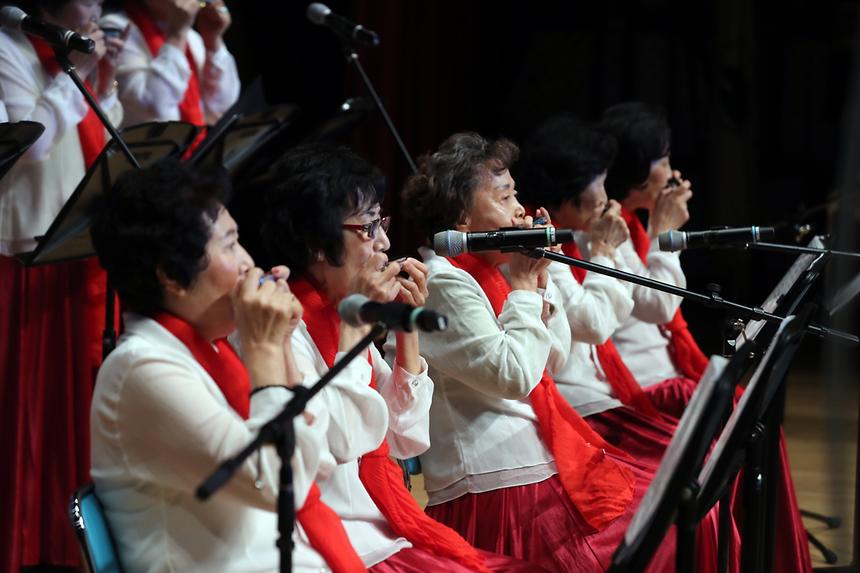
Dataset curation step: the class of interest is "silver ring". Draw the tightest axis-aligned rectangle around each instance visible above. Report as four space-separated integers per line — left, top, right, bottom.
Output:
216 5 229 13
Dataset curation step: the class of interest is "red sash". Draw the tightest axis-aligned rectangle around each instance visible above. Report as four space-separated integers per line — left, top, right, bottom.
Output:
126 1 205 128
290 277 492 573
620 207 709 380
447 254 635 532
154 312 366 573
28 37 106 168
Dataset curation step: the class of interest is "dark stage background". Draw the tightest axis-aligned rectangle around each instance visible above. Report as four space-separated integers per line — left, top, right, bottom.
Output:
224 0 857 356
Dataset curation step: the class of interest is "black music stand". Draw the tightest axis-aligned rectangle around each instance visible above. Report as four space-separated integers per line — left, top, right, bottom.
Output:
120 120 200 160
0 121 45 180
16 138 179 266
14 137 178 356
608 353 750 573
697 306 817 573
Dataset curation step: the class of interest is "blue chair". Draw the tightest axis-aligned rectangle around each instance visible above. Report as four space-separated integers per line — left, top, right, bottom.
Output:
68 483 124 573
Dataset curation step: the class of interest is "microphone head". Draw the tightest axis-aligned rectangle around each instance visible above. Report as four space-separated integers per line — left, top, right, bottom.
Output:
0 6 27 28
306 2 331 25
337 293 369 327
658 230 686 252
433 230 466 257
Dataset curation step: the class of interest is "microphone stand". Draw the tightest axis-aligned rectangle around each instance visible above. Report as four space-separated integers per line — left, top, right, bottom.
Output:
746 241 860 259
52 46 141 357
196 322 387 573
338 40 418 174
522 248 859 345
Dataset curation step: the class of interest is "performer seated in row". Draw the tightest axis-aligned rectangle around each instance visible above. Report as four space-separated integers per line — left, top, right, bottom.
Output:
101 0 240 128
0 0 125 565
601 102 813 572
516 115 687 467
400 132 677 572
88 160 365 572
598 102 702 416
256 143 542 572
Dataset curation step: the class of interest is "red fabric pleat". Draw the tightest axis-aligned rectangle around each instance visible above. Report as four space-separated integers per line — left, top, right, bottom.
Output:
290 277 492 573
620 208 709 380
560 242 660 417
0 256 107 569
153 312 365 573
126 0 207 154
447 253 635 532
28 37 106 168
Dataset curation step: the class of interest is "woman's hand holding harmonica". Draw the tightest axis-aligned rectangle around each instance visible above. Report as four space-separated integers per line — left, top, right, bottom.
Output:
589 200 629 258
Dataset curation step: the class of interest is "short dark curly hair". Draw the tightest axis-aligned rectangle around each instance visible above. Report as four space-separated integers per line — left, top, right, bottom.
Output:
403 132 519 241
90 160 229 316
600 102 671 202
516 115 616 211
259 143 385 278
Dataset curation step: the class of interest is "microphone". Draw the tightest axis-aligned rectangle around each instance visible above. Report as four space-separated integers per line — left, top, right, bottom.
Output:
658 226 775 252
433 227 575 257
338 294 448 333
0 6 95 54
306 3 380 47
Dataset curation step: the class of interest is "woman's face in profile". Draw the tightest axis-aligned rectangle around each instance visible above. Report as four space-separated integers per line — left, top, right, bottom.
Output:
633 155 673 210
183 207 254 337
321 201 391 302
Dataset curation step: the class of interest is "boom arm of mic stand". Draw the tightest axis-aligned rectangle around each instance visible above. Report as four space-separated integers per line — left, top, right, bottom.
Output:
747 242 860 260
196 322 388 573
53 48 140 169
341 46 418 174
524 248 859 345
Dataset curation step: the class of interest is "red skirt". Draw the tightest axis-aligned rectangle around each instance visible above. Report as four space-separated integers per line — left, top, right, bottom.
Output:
424 459 733 573
369 546 548 572
0 255 109 570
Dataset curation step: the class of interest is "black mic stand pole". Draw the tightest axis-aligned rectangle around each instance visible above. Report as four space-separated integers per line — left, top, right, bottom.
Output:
197 322 388 573
746 241 860 259
521 247 859 345
339 40 418 174
52 46 141 358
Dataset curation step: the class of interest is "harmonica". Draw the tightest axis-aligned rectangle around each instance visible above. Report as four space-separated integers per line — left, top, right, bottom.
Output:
384 257 411 279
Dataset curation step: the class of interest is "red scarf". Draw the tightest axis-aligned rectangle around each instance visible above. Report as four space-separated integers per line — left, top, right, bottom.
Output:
561 241 660 417
126 0 207 155
446 254 635 532
28 37 106 168
290 278 492 573
620 207 709 380
154 312 366 573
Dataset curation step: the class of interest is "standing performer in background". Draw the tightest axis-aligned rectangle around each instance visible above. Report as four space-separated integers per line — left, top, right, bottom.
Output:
258 143 543 572
0 0 124 569
89 159 366 573
401 131 688 572
101 0 239 128
600 102 812 572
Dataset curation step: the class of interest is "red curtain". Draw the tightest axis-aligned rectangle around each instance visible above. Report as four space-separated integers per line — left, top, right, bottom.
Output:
0 255 108 571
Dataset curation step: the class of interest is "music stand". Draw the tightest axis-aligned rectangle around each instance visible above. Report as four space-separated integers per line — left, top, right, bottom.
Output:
15 138 178 266
0 121 45 181
696 306 817 573
608 353 750 573
120 121 200 160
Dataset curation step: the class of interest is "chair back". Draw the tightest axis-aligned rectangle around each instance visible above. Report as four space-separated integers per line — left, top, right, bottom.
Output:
69 483 124 573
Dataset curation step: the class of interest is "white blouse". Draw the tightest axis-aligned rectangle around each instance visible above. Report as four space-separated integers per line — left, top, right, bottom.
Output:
0 29 122 255
291 319 433 567
412 248 570 506
547 249 635 416
101 12 241 127
576 232 686 386
91 314 333 572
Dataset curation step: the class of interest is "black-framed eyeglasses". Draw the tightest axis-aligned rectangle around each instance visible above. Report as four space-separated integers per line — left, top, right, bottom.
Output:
341 216 391 240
